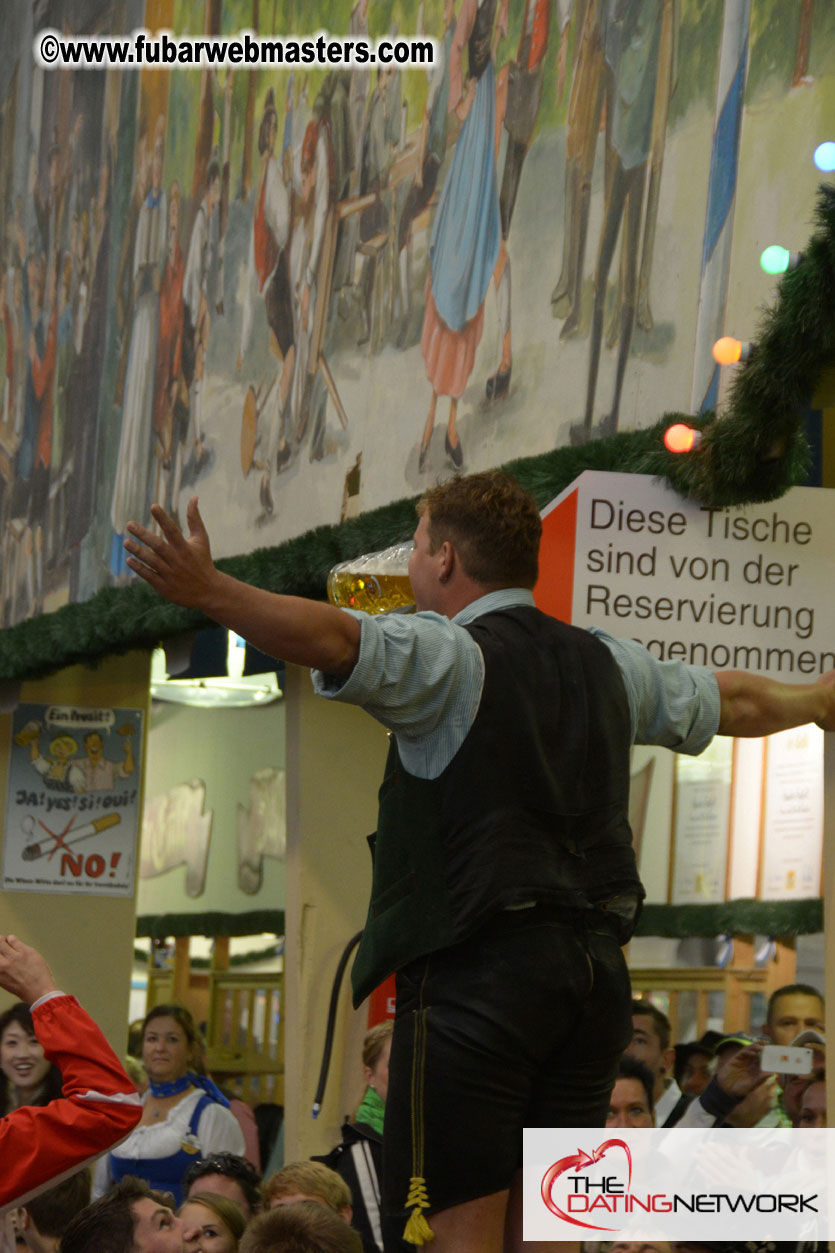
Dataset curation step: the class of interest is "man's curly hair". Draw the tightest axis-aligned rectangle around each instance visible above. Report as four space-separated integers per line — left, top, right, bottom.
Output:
418 471 541 589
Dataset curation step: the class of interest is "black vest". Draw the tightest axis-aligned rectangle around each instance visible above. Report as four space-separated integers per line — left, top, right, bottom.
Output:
350 607 644 1006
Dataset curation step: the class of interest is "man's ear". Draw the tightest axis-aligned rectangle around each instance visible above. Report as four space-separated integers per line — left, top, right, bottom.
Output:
16 1207 32 1231
339 1205 354 1225
660 1045 675 1078
438 539 454 581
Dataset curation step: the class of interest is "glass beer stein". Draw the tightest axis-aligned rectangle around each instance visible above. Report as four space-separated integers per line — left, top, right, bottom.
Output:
327 541 416 614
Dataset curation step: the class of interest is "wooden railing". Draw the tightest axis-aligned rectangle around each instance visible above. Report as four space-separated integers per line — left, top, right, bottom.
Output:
629 935 797 1038
206 969 284 1106
145 936 284 1105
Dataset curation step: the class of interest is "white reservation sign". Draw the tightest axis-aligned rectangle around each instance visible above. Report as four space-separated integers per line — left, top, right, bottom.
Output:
538 471 835 679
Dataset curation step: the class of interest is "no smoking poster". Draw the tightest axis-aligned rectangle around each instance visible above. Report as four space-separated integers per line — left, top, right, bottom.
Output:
3 702 143 897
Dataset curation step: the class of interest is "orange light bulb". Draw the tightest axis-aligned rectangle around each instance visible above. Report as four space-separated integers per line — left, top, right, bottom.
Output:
712 336 742 365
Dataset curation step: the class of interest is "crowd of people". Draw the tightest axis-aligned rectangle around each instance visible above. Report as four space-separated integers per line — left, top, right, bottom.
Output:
0 934 397 1251
608 986 827 1132
0 929 827 1253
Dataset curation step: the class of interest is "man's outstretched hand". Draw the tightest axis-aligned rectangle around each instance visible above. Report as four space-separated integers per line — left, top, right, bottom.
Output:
0 935 58 1004
126 494 361 676
717 667 835 737
125 497 217 610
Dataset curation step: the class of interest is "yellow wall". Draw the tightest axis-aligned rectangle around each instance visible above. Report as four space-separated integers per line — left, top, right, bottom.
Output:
0 652 151 1050
282 664 390 1160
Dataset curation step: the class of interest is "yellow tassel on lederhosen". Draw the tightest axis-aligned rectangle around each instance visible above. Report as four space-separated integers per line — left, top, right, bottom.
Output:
402 1005 435 1244
403 1176 435 1244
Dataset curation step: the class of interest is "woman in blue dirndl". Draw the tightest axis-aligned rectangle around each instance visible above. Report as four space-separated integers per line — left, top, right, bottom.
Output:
92 1004 245 1206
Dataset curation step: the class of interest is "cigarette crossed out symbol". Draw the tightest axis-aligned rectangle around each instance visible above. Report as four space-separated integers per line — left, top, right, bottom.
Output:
36 814 78 861
540 1138 632 1232
21 812 122 861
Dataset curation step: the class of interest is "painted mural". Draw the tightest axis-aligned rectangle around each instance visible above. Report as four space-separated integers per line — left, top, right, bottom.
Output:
0 0 831 627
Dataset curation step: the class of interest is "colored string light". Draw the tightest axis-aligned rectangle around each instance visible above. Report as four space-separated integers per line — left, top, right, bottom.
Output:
760 245 801 275
713 337 742 364
712 337 753 365
814 141 835 173
664 424 702 454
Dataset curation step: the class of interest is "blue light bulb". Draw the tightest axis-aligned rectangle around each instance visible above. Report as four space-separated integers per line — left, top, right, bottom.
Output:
813 141 835 173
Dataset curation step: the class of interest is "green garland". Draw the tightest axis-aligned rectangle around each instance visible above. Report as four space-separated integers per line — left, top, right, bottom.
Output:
131 900 822 943
133 939 282 968
2 187 834 684
637 899 823 939
135 909 285 939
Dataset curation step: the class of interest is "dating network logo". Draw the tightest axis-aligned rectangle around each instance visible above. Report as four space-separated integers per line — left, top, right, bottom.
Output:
539 1134 818 1233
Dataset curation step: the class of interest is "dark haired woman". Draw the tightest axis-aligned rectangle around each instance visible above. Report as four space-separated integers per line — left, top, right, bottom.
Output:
0 1001 63 1116
92 1003 244 1205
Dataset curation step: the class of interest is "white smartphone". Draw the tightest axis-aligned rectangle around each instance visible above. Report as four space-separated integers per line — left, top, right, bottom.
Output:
759 1044 813 1075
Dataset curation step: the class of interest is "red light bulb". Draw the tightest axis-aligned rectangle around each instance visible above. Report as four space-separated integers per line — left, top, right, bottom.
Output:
664 424 701 454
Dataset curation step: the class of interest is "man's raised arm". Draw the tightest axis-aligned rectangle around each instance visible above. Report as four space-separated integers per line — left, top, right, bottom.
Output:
716 668 835 737
0 934 58 1004
125 497 362 677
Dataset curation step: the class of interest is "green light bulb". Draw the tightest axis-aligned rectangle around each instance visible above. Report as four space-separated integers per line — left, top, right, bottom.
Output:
760 245 791 275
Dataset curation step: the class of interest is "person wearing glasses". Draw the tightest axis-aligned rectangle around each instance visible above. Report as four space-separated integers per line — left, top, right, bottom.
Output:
183 1153 262 1221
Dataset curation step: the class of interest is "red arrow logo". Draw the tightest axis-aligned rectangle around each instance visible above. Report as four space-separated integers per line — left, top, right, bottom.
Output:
541 1139 632 1231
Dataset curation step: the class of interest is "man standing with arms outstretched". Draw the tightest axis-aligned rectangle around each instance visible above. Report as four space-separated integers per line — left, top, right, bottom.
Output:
126 472 835 1253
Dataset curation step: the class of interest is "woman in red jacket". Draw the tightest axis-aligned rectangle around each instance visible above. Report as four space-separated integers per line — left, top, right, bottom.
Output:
0 933 142 1209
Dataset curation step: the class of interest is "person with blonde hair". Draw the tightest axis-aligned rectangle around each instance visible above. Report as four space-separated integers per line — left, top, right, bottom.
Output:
240 1201 362 1253
121 1054 148 1095
316 1021 400 1251
262 1161 351 1220
17 723 84 793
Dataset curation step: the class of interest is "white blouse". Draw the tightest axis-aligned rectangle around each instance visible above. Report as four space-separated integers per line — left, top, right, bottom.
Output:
92 1088 245 1198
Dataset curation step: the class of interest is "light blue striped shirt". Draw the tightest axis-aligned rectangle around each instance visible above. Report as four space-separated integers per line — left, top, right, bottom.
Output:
312 589 721 779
